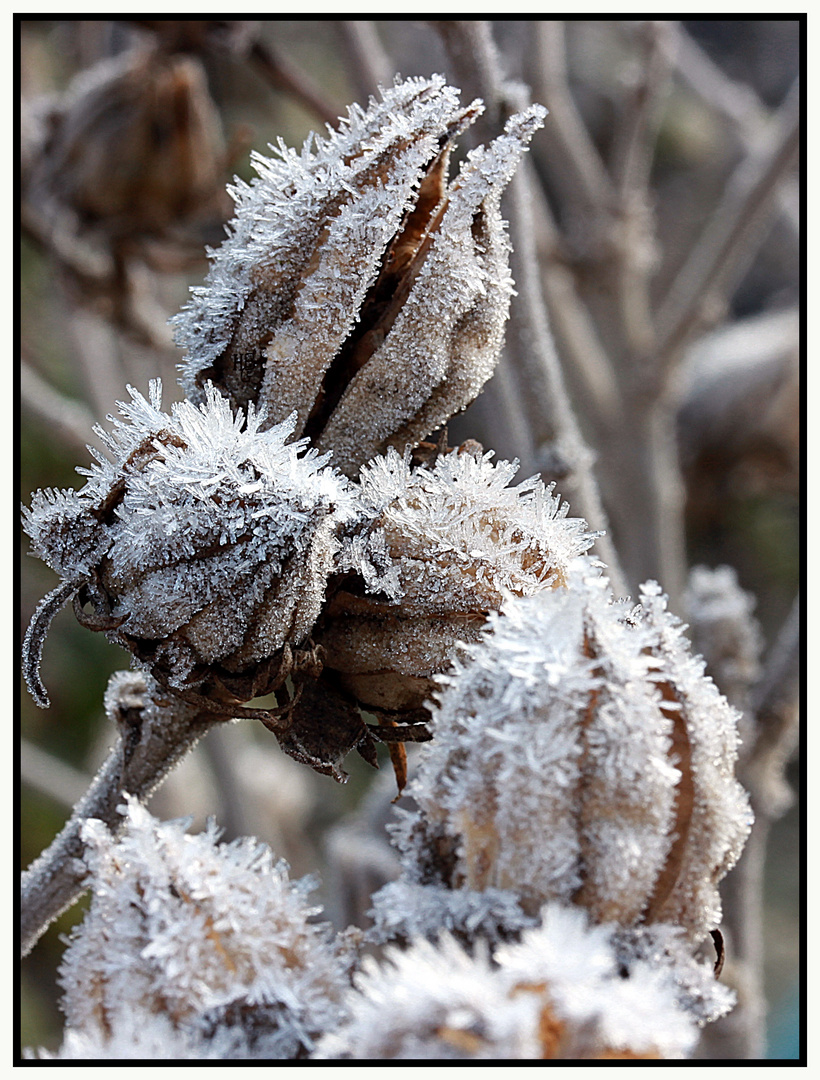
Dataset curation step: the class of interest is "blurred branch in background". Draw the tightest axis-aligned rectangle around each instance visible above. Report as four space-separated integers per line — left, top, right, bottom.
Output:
19 18 800 1059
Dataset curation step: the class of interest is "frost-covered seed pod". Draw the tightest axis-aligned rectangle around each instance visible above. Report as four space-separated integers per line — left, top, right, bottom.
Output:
319 445 596 714
55 799 351 1059
21 380 348 708
389 573 751 943
173 75 545 475
316 904 720 1060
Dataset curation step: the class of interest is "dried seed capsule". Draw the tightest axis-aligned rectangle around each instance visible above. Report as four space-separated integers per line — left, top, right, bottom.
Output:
318 444 596 715
31 45 226 238
390 573 751 944
318 905 730 1060
56 798 350 1059
21 380 348 710
173 75 545 474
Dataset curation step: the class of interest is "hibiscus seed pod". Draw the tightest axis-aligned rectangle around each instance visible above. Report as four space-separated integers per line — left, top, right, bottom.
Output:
392 573 751 944
316 443 596 716
31 44 226 238
173 75 545 475
21 380 349 713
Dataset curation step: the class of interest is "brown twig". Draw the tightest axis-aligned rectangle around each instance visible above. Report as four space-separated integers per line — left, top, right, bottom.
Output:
20 357 97 460
655 80 800 372
249 37 341 130
336 21 394 101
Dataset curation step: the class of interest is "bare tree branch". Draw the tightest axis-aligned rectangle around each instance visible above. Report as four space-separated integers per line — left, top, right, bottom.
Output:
20 358 97 459
336 21 393 101
655 81 800 371
435 19 629 597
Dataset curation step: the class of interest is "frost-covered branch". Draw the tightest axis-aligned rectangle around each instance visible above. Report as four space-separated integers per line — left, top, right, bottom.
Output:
21 673 218 957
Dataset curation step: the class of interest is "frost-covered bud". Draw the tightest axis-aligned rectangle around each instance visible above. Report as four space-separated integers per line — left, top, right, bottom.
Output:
54 799 351 1059
390 573 751 943
316 904 720 1060
173 75 545 475
21 380 348 709
318 445 596 715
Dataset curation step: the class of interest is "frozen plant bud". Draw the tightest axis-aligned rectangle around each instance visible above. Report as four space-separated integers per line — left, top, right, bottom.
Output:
21 380 348 719
174 75 545 474
318 445 596 716
316 903 715 1060
391 573 751 943
31 45 226 238
55 798 350 1059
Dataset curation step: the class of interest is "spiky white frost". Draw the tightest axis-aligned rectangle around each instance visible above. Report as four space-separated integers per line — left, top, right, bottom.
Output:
344 446 596 606
173 75 545 474
385 572 750 941
320 447 597 711
22 380 349 696
53 798 351 1060
316 903 713 1060
174 75 475 400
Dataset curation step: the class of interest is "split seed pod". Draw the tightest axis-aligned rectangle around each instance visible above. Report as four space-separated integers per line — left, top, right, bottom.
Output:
22 381 348 712
173 75 546 475
318 445 596 716
392 574 751 944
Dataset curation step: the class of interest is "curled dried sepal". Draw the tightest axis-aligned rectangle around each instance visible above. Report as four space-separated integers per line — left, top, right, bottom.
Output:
21 580 82 709
392 573 750 942
174 76 545 474
21 380 349 713
318 445 597 714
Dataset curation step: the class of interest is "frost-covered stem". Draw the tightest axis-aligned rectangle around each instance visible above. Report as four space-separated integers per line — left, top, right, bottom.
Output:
436 20 628 597
610 21 673 360
506 168 629 598
20 358 97 460
336 21 393 102
20 678 218 957
655 81 800 371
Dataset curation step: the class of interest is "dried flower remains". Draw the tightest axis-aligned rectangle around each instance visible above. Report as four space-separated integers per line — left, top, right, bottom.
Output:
22 381 348 734
383 572 752 945
173 75 546 475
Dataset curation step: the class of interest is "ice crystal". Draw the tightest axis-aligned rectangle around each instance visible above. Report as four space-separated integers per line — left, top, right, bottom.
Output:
319 447 596 713
54 798 350 1059
173 75 545 474
316 903 705 1060
22 380 349 702
367 878 538 949
390 571 750 941
314 934 540 1060
494 904 704 1058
